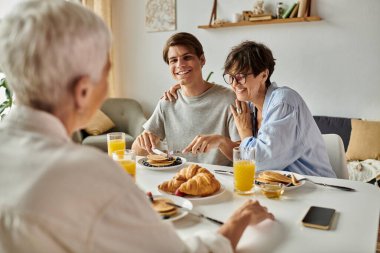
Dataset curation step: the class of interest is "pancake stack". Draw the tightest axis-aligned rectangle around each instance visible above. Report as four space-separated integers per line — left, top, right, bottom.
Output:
256 171 293 185
151 197 177 218
146 154 175 167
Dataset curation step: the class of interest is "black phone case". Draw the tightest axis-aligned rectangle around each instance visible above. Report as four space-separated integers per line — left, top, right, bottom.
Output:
302 206 335 230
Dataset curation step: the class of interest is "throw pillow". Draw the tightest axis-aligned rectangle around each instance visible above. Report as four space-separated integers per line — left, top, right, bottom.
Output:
346 119 380 161
84 110 115 136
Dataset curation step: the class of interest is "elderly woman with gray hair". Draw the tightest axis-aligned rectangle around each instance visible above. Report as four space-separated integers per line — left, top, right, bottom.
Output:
0 1 273 252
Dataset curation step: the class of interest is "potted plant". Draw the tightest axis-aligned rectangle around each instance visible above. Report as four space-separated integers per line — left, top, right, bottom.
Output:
206 71 214 82
0 76 13 120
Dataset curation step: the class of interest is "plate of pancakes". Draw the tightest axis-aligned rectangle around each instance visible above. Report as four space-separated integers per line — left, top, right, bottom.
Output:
255 170 306 191
138 154 187 170
151 194 193 222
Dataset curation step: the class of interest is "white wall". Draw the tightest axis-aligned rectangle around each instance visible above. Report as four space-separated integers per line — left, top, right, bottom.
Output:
0 1 19 17
112 0 380 120
1 1 379 120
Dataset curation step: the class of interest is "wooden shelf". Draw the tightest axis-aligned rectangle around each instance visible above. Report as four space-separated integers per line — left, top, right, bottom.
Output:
198 16 321 29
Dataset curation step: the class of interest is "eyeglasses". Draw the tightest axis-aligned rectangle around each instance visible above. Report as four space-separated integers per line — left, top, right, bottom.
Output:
223 73 252 85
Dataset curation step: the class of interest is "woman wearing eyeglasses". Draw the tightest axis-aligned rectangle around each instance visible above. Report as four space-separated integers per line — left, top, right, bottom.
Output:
224 41 336 177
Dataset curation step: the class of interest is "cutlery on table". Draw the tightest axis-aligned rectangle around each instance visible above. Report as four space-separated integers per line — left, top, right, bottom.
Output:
166 202 224 225
214 169 234 176
214 170 355 192
152 148 167 157
297 178 356 192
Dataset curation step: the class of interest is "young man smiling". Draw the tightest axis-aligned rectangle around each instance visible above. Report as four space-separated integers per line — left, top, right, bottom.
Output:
132 32 240 165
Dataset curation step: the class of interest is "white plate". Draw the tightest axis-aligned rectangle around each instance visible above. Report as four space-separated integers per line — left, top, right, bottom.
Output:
158 184 226 200
153 194 193 222
256 170 305 191
137 156 187 171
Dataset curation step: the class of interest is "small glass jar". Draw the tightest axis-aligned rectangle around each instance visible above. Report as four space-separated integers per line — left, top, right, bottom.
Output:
276 2 284 19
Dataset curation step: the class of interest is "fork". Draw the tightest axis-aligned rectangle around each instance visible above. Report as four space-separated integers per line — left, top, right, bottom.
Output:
298 178 356 192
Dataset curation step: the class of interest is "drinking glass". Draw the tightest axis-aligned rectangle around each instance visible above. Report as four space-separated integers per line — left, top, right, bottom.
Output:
107 132 126 157
112 149 136 181
233 147 256 195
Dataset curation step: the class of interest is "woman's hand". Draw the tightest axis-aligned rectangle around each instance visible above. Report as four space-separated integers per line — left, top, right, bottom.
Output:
162 83 181 102
229 199 274 226
230 99 253 140
218 200 274 250
133 130 160 155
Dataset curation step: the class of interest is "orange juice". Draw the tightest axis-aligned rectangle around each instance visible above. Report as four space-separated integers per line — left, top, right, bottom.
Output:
112 149 136 182
234 160 255 194
119 160 136 180
107 139 126 156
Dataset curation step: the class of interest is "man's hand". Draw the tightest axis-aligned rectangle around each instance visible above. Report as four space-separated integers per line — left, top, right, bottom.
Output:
182 134 238 160
133 130 160 155
182 134 225 155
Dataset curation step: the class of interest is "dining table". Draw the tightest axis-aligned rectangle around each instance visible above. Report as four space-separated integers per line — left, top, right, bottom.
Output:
136 159 380 253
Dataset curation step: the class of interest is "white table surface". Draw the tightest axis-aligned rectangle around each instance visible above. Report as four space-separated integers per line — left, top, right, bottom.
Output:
136 160 380 253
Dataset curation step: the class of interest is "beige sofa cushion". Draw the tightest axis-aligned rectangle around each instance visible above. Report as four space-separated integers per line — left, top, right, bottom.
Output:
84 110 115 136
346 119 380 161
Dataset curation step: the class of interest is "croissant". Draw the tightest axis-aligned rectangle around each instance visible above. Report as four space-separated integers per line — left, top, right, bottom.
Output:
158 177 186 194
177 164 213 179
179 172 221 196
158 164 221 196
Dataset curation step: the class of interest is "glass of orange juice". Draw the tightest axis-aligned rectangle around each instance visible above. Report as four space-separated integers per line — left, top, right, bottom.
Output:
112 149 136 181
233 147 256 195
107 132 126 156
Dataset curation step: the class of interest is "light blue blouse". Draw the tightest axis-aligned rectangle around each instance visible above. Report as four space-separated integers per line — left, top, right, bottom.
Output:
241 83 336 178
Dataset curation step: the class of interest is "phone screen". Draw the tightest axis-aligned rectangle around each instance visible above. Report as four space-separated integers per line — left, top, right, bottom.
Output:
302 206 335 230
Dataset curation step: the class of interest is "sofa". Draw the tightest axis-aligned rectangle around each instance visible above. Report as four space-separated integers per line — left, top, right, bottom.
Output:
74 98 147 151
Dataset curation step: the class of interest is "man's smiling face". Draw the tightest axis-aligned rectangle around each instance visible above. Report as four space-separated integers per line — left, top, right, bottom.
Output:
167 45 205 85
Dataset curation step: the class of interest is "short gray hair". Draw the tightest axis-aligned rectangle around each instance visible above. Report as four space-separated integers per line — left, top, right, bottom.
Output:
0 0 111 112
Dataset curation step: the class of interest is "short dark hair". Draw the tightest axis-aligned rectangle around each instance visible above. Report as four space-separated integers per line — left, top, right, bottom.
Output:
224 41 275 86
162 32 204 64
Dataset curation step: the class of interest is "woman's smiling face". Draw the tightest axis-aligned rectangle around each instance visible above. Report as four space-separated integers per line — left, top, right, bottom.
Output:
167 45 205 84
229 69 268 102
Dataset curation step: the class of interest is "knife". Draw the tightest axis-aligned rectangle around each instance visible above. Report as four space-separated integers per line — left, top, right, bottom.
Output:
152 148 167 157
166 202 224 225
214 169 234 176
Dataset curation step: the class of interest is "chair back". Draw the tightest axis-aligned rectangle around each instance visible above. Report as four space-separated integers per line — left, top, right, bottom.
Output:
322 134 349 179
101 98 146 138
